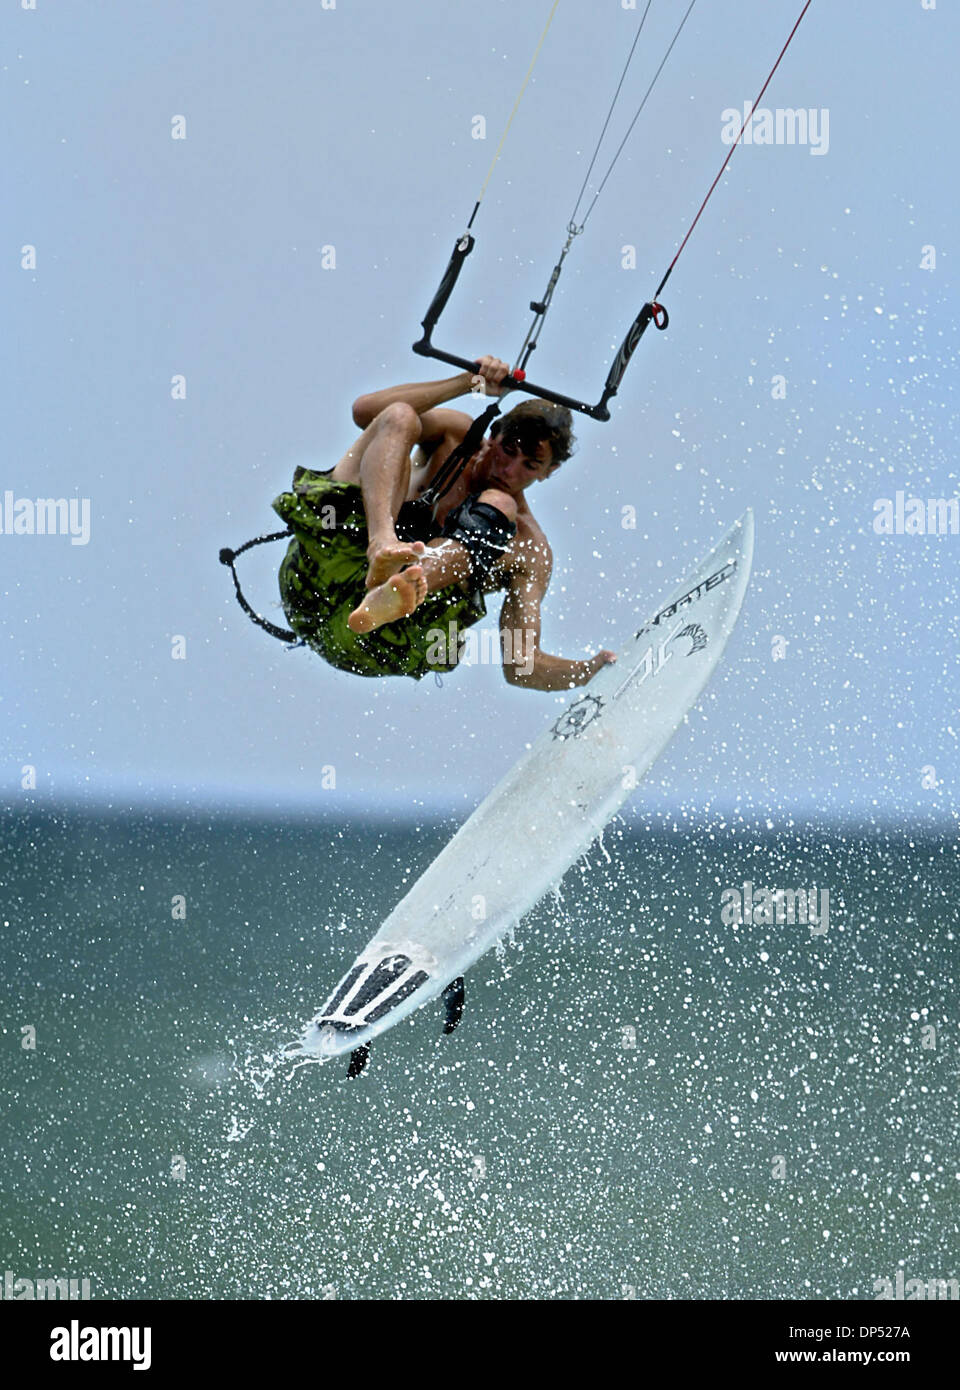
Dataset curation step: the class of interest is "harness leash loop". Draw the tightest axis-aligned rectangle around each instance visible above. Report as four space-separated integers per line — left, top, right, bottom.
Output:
219 529 300 644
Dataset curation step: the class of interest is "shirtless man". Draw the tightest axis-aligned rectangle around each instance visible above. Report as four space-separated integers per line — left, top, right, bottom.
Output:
316 355 615 690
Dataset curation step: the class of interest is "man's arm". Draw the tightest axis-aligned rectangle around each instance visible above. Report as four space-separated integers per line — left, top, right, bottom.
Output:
352 355 512 430
499 537 616 692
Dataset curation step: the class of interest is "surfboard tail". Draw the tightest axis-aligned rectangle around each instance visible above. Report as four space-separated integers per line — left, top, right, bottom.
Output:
288 942 443 1059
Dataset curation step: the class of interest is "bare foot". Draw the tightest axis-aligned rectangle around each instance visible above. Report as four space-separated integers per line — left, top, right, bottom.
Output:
365 540 426 590
348 564 428 634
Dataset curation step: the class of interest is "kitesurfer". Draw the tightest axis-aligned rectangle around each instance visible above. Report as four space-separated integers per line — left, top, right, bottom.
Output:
271 355 616 686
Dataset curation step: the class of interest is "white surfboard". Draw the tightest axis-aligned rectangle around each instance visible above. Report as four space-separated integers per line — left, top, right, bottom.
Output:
289 510 754 1063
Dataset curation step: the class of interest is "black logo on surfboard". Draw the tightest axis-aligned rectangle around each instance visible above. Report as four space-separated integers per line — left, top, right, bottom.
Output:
551 694 604 740
676 622 707 655
634 558 737 641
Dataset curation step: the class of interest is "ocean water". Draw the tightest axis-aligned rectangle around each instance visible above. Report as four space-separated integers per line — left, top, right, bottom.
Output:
1 805 957 1301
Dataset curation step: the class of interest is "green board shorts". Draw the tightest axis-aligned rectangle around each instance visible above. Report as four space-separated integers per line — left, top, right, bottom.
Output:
271 466 488 680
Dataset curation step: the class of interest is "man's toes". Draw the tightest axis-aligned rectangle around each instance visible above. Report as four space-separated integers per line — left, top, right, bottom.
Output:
347 606 372 633
365 543 422 588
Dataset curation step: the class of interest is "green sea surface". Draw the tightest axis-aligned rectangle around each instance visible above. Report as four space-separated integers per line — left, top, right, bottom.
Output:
1 805 957 1300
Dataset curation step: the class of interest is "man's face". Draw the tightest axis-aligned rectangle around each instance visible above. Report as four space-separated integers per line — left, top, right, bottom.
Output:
483 433 557 495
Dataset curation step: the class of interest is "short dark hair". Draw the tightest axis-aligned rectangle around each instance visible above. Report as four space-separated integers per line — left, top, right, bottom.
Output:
489 399 576 465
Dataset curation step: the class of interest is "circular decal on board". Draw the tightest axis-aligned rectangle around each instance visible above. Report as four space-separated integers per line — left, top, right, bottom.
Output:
551 694 605 740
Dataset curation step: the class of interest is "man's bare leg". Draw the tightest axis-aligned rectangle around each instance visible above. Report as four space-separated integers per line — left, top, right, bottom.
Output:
330 401 426 588
347 490 515 634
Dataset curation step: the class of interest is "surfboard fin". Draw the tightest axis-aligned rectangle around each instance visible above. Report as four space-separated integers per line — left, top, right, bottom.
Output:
347 1044 370 1078
442 977 465 1034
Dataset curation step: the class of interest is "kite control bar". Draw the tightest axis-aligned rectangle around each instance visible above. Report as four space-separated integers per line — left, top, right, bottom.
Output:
412 232 668 423
412 0 813 425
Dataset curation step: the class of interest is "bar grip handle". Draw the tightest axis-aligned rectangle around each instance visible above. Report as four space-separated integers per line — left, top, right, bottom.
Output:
596 301 669 419
414 234 475 348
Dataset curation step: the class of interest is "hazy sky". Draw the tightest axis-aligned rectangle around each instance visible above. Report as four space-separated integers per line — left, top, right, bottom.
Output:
4 0 958 823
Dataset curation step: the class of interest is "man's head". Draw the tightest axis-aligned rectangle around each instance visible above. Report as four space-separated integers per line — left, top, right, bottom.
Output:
483 400 576 495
